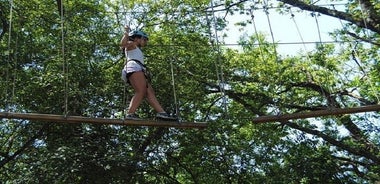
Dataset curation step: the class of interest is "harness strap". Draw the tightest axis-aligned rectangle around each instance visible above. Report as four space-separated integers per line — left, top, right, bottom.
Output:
127 59 151 85
128 59 147 69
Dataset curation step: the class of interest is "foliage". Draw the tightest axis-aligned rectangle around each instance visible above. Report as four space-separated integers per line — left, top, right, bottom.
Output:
0 0 379 183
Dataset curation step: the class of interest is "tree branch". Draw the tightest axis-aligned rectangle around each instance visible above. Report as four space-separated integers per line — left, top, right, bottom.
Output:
0 3 9 41
284 121 380 164
277 0 380 34
0 124 49 168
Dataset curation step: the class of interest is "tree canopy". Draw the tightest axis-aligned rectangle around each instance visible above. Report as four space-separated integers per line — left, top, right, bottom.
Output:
0 0 379 183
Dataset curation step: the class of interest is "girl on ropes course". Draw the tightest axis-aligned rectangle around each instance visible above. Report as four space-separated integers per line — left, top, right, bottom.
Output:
120 25 177 121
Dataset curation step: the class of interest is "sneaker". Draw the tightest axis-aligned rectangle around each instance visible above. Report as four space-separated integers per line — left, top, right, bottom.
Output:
156 112 177 121
125 113 142 120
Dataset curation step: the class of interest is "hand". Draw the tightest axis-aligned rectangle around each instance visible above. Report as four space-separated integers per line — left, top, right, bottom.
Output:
124 26 130 33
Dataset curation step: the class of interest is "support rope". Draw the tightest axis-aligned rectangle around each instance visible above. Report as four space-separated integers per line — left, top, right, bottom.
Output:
5 0 14 112
263 0 278 60
209 0 228 115
312 12 323 44
289 7 335 106
355 1 379 103
60 1 68 116
332 5 380 103
169 49 180 121
249 7 266 63
289 8 309 55
120 0 129 118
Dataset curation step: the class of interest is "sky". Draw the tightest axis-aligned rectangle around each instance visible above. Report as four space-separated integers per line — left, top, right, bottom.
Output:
220 1 346 56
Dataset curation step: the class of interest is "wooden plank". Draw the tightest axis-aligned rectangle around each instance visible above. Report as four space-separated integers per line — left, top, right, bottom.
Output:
253 104 380 123
0 112 207 129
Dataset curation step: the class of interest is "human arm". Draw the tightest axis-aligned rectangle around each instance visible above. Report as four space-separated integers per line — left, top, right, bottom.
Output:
120 26 135 50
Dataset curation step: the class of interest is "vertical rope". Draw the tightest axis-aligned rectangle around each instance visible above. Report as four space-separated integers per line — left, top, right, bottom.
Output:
332 5 380 103
169 53 180 121
5 0 14 112
312 12 323 44
311 6 335 106
209 0 228 115
357 0 370 37
356 1 379 102
263 0 278 60
121 0 128 118
289 6 333 106
60 1 68 116
249 7 265 63
289 8 309 56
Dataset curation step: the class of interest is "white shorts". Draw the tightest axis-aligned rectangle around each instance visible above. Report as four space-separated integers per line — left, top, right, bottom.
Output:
121 60 145 83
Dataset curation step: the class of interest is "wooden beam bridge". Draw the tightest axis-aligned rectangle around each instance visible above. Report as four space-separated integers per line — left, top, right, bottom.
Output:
0 112 207 129
1 105 379 127
253 104 380 123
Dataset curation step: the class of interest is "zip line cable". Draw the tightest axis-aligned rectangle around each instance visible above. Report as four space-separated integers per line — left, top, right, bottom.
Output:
260 0 283 116
357 0 370 38
250 3 282 116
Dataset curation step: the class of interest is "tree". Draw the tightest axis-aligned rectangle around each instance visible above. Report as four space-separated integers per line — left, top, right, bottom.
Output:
0 0 379 183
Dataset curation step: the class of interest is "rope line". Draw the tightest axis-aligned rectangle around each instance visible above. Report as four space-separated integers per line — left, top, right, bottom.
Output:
357 0 370 38
311 3 335 107
249 7 266 63
263 0 278 60
331 5 380 103
5 0 14 112
289 8 309 55
120 0 129 118
169 54 180 120
312 12 323 44
210 0 228 115
60 1 68 116
288 7 336 108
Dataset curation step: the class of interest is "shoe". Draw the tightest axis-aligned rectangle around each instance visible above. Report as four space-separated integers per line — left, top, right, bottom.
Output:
156 112 178 121
125 113 142 120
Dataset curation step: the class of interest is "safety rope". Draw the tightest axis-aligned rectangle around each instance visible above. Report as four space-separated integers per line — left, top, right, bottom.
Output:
120 0 129 118
289 8 309 56
209 0 228 114
311 3 335 106
249 7 266 63
5 0 14 112
331 5 380 103
60 0 68 116
169 47 180 120
263 0 278 60
312 12 323 44
289 6 334 106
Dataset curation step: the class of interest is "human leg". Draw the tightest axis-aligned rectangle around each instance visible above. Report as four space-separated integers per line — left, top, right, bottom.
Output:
146 83 178 121
127 71 147 114
146 83 165 113
127 71 177 121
